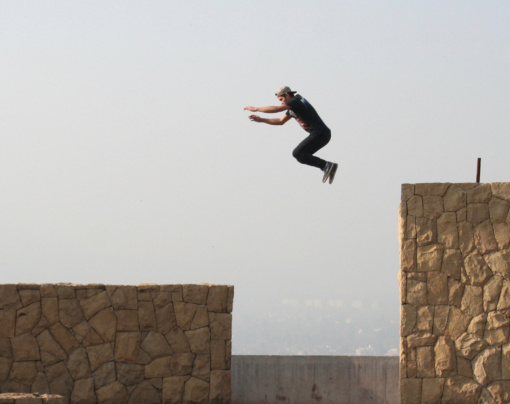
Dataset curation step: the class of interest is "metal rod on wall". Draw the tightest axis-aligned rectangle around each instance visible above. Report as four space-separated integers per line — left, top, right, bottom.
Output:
476 158 481 183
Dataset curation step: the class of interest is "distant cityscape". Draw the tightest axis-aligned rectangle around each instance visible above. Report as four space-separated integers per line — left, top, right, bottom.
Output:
233 298 399 356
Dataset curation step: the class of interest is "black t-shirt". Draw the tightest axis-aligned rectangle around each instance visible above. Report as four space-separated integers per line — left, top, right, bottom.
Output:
285 95 330 133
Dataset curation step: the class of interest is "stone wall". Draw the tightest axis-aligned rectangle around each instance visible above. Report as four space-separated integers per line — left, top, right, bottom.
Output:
399 183 510 404
0 283 233 404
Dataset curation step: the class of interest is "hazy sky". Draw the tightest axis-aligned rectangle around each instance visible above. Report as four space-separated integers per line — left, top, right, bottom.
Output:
2 1 509 354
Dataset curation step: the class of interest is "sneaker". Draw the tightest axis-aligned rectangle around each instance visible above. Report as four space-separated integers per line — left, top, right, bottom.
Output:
328 163 338 184
322 162 337 183
322 162 331 183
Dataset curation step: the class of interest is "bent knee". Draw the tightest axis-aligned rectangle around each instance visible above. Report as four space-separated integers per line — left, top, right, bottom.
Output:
292 150 305 163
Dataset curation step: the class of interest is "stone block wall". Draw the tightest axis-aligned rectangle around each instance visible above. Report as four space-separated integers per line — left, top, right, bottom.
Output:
0 283 233 404
399 183 510 404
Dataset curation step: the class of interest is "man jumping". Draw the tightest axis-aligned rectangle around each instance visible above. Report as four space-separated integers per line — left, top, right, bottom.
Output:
244 86 338 184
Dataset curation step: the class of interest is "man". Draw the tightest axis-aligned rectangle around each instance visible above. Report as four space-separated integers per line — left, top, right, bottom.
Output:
244 86 338 184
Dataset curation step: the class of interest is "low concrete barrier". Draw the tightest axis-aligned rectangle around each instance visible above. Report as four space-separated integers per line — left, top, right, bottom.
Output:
232 355 399 404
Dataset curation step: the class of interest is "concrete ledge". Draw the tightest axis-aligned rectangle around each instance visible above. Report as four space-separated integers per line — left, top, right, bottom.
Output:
232 355 399 404
0 393 65 404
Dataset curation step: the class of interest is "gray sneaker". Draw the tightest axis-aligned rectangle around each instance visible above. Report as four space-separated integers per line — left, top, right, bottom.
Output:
322 162 337 183
328 163 338 184
322 162 332 183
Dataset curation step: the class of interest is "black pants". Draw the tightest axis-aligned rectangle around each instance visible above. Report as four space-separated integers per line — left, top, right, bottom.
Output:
292 130 331 170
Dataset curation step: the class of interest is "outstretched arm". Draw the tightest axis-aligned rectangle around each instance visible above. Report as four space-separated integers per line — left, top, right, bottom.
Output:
244 103 291 125
248 113 291 126
244 105 289 113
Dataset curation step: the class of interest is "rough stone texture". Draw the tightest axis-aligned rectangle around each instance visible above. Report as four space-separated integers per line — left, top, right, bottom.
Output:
0 283 233 403
400 183 510 404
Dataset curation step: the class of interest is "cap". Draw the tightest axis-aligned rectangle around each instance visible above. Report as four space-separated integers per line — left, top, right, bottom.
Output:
275 86 297 97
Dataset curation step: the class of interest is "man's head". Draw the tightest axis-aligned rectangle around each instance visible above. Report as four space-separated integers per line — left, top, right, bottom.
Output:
275 86 296 105
275 86 297 97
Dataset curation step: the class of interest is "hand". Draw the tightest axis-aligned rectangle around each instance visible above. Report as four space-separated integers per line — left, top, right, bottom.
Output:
248 115 262 122
244 106 257 112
